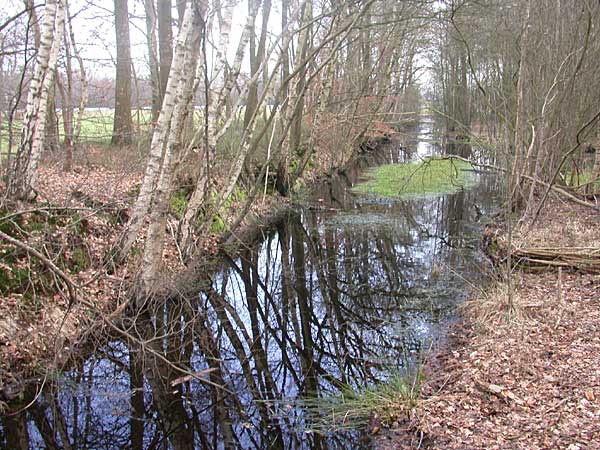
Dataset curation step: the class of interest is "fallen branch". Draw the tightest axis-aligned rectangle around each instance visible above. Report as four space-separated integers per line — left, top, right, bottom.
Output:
0 230 80 303
512 246 600 273
433 155 600 212
474 380 522 404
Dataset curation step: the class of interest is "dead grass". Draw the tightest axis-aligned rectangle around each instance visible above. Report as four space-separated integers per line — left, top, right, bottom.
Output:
459 277 532 332
516 196 600 249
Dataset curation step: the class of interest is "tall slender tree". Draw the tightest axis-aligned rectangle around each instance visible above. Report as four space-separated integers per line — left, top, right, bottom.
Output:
111 0 133 145
8 0 65 200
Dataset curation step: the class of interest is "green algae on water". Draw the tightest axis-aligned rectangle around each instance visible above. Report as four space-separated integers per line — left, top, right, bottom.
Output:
353 157 476 198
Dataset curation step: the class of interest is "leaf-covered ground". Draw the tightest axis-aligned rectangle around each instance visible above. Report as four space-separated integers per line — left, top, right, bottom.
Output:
377 198 600 449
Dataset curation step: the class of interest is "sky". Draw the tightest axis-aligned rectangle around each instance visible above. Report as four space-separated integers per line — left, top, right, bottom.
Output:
2 0 432 89
3 0 260 78
72 0 280 79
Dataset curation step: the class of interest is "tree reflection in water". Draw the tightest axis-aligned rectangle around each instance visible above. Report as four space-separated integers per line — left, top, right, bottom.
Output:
1 148 499 450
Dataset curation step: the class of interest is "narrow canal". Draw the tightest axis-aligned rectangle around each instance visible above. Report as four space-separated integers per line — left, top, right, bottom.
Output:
1 121 499 449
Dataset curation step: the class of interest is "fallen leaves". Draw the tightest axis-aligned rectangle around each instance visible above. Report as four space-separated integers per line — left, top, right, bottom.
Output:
378 198 600 450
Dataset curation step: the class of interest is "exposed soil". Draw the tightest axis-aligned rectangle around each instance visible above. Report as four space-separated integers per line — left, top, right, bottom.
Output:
378 197 600 449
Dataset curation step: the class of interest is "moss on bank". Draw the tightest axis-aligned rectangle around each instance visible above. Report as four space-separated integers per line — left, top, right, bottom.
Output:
354 157 476 198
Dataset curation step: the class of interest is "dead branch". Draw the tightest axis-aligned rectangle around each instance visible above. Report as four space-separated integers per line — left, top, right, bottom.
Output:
512 246 600 273
0 229 80 303
433 155 600 212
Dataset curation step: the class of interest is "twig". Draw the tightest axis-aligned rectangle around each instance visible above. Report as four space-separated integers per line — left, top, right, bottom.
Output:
0 230 80 303
167 218 185 265
434 155 600 212
544 397 569 414
554 267 565 329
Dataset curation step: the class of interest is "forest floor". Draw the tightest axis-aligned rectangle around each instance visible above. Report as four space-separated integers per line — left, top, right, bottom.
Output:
378 197 600 449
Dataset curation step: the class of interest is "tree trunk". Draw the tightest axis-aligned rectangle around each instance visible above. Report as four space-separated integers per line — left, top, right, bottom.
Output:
510 0 531 209
243 0 271 130
277 0 311 196
111 0 198 265
275 0 291 195
140 13 202 293
9 0 65 201
158 0 173 99
111 0 133 145
588 126 600 192
144 0 161 123
177 0 260 256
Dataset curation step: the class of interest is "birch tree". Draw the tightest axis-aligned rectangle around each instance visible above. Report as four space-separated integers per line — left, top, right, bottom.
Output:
177 0 260 256
110 0 202 267
8 0 66 201
144 0 161 122
140 5 203 293
57 1 87 172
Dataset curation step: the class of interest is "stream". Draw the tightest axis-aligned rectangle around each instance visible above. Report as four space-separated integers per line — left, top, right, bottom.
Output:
1 121 499 449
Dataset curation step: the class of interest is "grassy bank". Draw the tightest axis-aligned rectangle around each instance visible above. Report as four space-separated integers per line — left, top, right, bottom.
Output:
297 370 422 436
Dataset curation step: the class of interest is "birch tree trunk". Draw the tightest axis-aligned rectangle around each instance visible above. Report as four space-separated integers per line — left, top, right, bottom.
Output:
144 0 161 123
58 1 87 173
177 0 259 257
510 0 531 209
140 11 203 294
9 0 65 201
205 0 234 151
243 0 271 129
111 0 197 264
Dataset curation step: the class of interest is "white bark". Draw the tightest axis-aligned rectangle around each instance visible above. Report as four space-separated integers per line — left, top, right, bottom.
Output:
141 15 202 291
65 0 88 143
205 1 234 150
115 0 195 262
10 0 65 200
144 0 161 121
178 0 262 256
214 0 260 121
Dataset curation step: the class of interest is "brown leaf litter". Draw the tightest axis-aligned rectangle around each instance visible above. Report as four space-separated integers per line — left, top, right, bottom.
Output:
377 197 600 449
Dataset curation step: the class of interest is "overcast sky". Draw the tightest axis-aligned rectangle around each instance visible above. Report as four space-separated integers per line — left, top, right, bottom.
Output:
3 0 265 78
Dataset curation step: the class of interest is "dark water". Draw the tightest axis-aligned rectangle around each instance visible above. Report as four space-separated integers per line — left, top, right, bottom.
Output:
0 128 500 450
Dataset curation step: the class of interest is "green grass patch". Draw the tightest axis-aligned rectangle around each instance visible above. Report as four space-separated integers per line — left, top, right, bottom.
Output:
0 110 154 151
170 189 189 219
354 157 476 198
209 185 248 233
291 369 422 434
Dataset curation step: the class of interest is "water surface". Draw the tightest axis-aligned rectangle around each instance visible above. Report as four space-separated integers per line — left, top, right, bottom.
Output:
0 125 499 450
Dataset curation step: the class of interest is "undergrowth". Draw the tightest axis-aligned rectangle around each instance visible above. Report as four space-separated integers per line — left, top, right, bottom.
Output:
291 368 422 435
0 208 93 302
